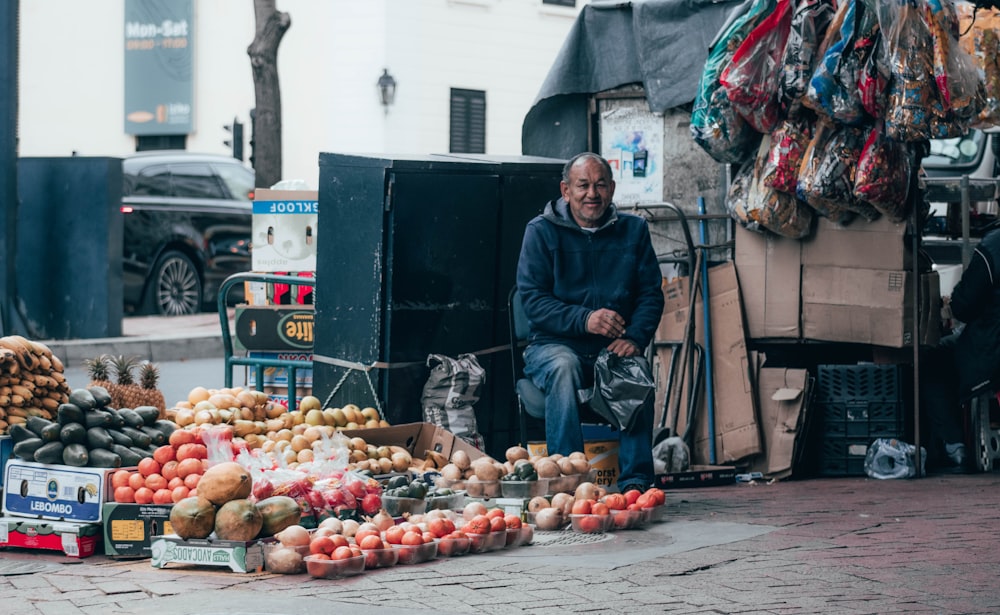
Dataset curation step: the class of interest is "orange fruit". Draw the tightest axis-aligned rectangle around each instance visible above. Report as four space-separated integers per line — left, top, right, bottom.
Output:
160 460 179 481
114 486 135 503
152 445 175 466
176 458 203 479
134 487 154 504
152 488 173 504
144 473 167 492
128 472 146 491
167 476 184 490
137 457 161 478
111 470 132 489
171 486 190 503
169 429 197 448
183 473 201 489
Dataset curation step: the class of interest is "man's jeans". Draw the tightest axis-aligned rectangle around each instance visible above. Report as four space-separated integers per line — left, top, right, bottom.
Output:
523 342 654 489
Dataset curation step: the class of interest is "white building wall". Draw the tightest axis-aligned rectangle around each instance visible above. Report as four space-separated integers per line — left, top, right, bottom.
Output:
18 0 583 187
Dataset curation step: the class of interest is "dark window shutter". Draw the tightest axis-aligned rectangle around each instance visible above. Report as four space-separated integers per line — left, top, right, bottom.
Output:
542 0 575 6
450 88 486 154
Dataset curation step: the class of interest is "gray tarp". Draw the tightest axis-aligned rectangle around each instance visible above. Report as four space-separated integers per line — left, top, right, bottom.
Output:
522 0 745 159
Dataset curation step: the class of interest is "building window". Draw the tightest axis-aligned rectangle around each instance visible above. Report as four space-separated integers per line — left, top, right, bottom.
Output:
450 88 486 154
542 0 575 6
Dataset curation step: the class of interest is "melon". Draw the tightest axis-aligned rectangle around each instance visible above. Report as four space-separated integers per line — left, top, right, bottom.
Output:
255 495 303 537
197 461 252 505
214 499 264 541
170 496 216 540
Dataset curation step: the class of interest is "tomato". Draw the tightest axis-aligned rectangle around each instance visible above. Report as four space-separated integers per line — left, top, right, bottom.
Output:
330 534 350 549
331 546 354 560
612 511 631 529
176 458 203 479
422 532 435 543
428 517 455 538
111 470 132 489
635 493 654 509
489 516 507 532
113 486 135 503
152 489 173 505
591 502 610 516
624 489 641 506
309 552 331 561
170 486 190 503
310 536 335 555
486 508 506 520
183 473 201 490
384 526 406 545
504 514 522 529
603 493 627 510
358 534 384 550
401 531 424 546
133 487 154 505
577 515 603 533
127 472 145 491
465 514 491 534
354 529 380 545
144 474 167 492
644 487 666 506
571 499 593 515
176 443 207 461
168 429 197 448
161 461 180 482
152 445 176 466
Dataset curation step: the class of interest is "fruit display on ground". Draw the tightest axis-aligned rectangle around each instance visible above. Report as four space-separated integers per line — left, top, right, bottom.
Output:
0 335 72 435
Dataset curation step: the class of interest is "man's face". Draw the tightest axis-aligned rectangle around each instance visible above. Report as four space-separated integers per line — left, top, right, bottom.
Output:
561 158 615 228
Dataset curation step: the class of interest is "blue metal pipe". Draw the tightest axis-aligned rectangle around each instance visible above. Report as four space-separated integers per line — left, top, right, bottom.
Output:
697 196 717 464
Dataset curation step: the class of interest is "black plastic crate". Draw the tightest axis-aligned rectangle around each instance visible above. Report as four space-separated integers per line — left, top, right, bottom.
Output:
816 364 901 403
819 438 871 476
819 401 905 439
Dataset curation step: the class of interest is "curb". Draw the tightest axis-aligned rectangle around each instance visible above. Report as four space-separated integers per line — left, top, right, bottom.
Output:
43 333 225 367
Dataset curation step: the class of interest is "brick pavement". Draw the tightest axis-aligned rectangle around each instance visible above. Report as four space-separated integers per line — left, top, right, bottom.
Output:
2 472 999 614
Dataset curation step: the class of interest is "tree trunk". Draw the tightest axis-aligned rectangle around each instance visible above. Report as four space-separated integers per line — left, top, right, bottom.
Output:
248 0 290 189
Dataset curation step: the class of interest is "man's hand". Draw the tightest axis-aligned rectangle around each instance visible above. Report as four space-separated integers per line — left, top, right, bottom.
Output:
587 308 626 339
607 338 640 357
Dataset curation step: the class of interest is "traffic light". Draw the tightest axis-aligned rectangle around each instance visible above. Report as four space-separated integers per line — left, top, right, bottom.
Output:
223 117 244 161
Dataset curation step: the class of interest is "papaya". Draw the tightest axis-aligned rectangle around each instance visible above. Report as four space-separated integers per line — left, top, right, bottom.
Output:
197 461 252 505
57 403 85 426
87 386 112 409
254 495 302 538
87 448 122 468
62 443 89 467
214 499 263 541
12 438 44 461
67 389 95 412
170 496 216 540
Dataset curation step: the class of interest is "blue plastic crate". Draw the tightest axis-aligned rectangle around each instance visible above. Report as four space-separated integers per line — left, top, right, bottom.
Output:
819 401 905 439
817 364 901 403
819 438 871 477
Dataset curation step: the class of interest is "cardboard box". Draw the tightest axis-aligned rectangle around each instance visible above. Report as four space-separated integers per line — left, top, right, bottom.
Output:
103 503 174 558
150 534 265 573
802 267 940 348
234 305 314 352
801 216 911 270
656 262 762 464
252 189 318 272
527 425 621 490
0 516 102 558
748 365 813 480
654 465 737 489
0 436 11 489
734 224 801 339
340 422 486 464
3 460 117 523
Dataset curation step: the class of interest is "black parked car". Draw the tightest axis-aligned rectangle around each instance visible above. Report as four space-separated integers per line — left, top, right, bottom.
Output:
121 151 254 315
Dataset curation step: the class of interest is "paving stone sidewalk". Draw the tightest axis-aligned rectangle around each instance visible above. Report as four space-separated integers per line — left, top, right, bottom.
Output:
3 472 999 615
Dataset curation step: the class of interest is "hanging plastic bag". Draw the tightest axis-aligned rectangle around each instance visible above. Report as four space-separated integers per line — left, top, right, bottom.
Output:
880 0 947 141
726 156 763 232
864 438 927 479
858 35 891 118
778 0 837 106
761 107 815 194
691 0 776 164
924 0 984 129
803 0 867 125
720 0 794 133
579 349 655 434
955 2 1000 126
796 118 857 224
853 121 911 222
421 354 486 450
746 133 814 239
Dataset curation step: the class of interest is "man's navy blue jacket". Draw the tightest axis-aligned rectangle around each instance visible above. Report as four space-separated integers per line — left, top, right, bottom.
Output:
516 198 664 357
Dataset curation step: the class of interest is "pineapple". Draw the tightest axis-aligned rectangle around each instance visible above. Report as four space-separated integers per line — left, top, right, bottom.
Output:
110 354 139 409
137 360 166 416
84 354 117 403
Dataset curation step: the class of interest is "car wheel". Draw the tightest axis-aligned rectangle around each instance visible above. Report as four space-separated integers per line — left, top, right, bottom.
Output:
143 251 202 316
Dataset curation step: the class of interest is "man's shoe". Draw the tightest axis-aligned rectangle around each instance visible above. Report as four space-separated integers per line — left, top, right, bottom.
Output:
618 482 648 495
941 442 968 473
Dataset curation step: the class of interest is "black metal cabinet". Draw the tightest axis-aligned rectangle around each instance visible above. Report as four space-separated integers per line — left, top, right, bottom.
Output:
313 153 563 455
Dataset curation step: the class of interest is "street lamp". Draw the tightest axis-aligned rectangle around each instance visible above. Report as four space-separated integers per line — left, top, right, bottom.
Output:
377 69 396 113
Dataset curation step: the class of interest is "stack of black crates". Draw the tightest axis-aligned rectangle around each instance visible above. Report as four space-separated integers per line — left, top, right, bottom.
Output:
816 364 905 476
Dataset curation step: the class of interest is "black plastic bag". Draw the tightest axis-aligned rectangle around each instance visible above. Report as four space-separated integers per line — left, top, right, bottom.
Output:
580 349 655 434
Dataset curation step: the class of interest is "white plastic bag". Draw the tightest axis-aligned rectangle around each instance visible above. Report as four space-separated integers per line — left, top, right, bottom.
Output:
864 438 927 479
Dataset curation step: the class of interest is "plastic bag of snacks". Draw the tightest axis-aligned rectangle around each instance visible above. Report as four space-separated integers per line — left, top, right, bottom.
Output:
725 156 762 232
778 0 837 106
761 107 815 194
853 122 911 222
748 135 814 239
796 118 857 224
720 0 794 133
858 36 891 118
804 0 867 125
691 0 776 163
956 3 1000 125
924 0 984 125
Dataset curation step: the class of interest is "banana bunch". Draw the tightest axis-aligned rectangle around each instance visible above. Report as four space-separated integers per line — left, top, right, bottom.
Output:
0 336 71 433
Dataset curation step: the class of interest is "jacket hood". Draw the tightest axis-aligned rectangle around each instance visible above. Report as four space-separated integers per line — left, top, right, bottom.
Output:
542 197 619 231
